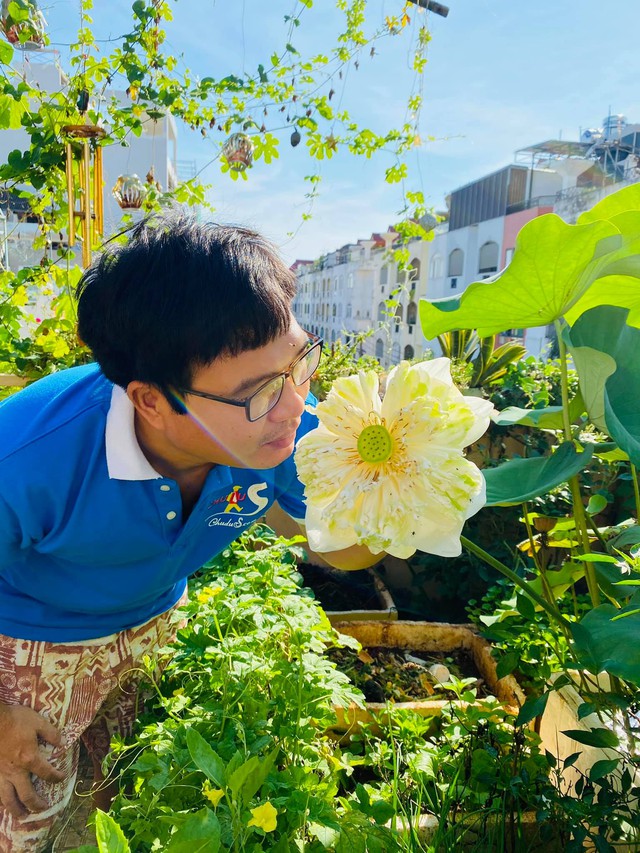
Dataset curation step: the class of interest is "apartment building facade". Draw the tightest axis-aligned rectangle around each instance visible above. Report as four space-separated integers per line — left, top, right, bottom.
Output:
292 228 434 369
293 113 640 364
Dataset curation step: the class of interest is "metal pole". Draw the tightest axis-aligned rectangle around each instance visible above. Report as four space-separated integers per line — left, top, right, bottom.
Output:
406 0 449 17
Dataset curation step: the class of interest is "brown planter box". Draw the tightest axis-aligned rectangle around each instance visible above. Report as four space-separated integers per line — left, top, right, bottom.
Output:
329 620 525 737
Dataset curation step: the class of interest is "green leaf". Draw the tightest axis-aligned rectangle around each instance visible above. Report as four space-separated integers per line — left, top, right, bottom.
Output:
527 562 585 605
586 494 608 515
564 752 582 769
419 214 619 338
561 727 619 749
577 182 640 225
516 592 535 621
165 809 220 853
590 758 620 781
230 747 278 806
607 525 640 551
483 441 593 506
496 650 519 679
492 391 585 430
94 811 130 853
571 605 640 685
515 692 548 727
565 274 640 329
564 306 640 464
593 442 629 462
0 39 14 65
186 728 225 787
228 755 261 801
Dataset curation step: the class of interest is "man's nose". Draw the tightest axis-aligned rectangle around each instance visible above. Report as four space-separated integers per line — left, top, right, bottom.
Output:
271 375 307 420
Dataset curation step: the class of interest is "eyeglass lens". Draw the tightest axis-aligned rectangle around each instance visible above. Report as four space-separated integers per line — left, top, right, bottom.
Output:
248 340 322 421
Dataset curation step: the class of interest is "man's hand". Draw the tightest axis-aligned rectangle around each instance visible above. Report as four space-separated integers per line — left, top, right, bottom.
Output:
0 705 64 817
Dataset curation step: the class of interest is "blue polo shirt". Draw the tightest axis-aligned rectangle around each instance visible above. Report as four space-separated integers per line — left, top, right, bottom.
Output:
0 363 316 642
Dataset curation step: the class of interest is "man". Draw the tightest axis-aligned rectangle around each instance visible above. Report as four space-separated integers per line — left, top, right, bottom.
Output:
0 212 378 851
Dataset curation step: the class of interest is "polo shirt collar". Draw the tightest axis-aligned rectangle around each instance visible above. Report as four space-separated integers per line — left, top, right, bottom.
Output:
105 385 162 480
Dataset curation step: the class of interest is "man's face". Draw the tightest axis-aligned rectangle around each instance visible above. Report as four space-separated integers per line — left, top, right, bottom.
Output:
165 320 311 470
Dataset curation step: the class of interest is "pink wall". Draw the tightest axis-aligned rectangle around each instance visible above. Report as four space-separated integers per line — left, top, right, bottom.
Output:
502 206 553 268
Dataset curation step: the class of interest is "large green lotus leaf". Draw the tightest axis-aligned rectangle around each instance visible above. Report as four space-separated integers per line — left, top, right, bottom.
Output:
571 604 640 685
419 215 619 338
565 306 640 464
577 182 640 225
483 441 593 507
565 275 640 328
492 391 585 431
564 346 616 434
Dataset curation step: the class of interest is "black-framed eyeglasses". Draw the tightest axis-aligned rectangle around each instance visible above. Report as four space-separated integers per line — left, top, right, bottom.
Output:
185 335 324 422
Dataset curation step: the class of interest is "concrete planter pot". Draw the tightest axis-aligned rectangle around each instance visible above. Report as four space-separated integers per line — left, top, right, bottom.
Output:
538 671 640 798
329 620 525 737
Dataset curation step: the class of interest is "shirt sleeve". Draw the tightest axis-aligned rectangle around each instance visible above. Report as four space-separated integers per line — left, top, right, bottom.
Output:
273 393 319 522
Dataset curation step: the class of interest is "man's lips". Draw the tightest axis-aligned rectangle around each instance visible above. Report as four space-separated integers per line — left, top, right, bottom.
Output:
264 424 299 447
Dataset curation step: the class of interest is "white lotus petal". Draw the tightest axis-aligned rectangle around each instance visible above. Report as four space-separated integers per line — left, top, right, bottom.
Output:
294 360 489 561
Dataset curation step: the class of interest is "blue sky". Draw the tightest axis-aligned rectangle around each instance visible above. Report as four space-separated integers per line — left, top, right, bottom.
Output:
42 0 640 263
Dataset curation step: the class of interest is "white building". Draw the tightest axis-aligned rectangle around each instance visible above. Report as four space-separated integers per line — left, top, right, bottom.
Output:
294 113 640 365
292 228 434 369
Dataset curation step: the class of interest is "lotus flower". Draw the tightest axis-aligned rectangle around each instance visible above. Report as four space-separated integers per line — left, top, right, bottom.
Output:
295 359 493 559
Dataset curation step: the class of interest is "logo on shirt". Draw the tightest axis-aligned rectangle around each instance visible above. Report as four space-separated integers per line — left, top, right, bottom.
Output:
205 482 269 529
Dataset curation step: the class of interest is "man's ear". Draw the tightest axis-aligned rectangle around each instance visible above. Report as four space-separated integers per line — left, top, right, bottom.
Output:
127 381 170 430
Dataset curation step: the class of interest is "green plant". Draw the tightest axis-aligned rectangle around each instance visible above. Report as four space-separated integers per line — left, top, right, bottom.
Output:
419 182 640 846
437 329 526 389
310 337 382 401
79 527 402 851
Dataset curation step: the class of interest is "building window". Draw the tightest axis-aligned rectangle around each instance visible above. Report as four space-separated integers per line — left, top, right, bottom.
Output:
429 253 443 279
377 301 386 322
346 303 352 318
404 345 414 360
391 342 401 364
448 248 464 277
407 258 420 291
478 241 499 275
406 301 417 325
375 338 384 361
380 265 388 286
450 277 458 290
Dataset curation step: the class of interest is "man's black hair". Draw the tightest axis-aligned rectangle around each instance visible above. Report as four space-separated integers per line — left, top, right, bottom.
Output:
76 210 296 412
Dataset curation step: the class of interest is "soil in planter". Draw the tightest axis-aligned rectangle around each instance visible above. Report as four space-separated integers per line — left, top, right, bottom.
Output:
298 563 382 612
328 645 490 703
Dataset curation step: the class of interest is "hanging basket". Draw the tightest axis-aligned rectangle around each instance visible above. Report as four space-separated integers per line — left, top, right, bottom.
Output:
112 174 146 210
222 133 254 172
1 0 46 49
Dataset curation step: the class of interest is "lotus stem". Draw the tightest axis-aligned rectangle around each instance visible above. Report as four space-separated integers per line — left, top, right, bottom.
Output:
460 535 572 633
555 321 601 607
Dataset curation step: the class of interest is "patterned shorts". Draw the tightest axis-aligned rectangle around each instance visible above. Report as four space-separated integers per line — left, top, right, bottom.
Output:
0 595 187 853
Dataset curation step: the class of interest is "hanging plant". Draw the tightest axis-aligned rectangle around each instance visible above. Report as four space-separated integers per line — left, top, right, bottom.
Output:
221 132 254 172
112 174 146 210
0 0 46 49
